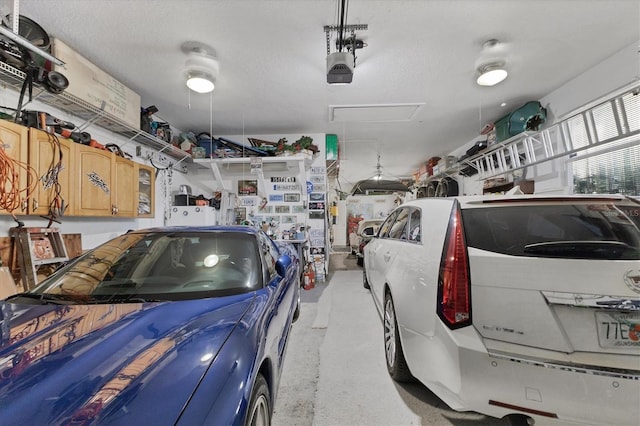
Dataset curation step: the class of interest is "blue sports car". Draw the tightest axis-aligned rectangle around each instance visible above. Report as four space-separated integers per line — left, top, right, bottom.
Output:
0 226 301 425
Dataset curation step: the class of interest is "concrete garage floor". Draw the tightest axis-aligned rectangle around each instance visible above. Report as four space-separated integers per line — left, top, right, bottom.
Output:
272 251 511 426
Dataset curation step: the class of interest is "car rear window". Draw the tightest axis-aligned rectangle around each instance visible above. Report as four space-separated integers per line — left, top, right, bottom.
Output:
462 202 640 260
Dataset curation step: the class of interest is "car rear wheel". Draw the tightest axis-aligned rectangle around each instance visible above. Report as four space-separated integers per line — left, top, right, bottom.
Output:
384 293 413 382
245 374 270 426
363 267 370 289
356 255 363 266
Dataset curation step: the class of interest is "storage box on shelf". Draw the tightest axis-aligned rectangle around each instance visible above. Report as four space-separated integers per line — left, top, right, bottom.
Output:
0 61 191 172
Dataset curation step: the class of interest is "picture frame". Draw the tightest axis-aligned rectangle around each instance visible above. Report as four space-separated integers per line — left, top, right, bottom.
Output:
238 179 258 196
284 193 301 202
234 207 247 223
275 205 291 213
281 215 296 224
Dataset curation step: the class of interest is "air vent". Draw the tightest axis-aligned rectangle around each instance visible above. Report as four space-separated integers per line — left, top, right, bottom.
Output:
329 103 424 122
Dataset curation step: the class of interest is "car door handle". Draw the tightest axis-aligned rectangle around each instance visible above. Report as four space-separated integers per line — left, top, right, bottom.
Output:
384 252 391 262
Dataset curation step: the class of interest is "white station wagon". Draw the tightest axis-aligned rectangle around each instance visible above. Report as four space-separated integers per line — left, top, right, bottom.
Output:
363 194 640 425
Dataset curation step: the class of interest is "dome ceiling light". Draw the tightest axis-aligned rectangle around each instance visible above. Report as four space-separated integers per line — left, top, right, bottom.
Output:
186 71 215 93
182 42 219 94
476 62 508 87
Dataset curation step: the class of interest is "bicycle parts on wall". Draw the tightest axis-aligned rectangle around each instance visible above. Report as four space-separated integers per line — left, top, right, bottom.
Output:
416 177 459 198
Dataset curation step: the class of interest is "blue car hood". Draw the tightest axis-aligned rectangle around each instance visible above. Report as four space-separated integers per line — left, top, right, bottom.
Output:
0 293 256 425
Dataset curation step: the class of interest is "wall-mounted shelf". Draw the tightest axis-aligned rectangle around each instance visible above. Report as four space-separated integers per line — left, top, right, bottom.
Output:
194 154 313 195
419 83 640 184
0 61 192 171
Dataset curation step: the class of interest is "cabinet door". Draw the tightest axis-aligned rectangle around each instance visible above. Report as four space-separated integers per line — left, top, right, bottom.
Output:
75 144 115 216
136 164 155 217
0 119 29 215
114 156 136 217
28 128 76 216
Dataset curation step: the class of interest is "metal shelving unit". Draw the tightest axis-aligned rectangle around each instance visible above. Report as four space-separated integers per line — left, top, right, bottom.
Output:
0 61 193 169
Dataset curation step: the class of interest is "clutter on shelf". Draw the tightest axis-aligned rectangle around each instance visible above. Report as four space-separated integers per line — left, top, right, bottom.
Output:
249 136 319 155
188 134 319 159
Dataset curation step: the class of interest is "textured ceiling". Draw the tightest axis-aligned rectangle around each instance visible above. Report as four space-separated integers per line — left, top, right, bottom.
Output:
12 0 640 188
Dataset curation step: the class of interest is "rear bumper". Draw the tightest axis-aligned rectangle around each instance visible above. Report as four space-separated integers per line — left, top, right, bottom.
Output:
455 345 640 425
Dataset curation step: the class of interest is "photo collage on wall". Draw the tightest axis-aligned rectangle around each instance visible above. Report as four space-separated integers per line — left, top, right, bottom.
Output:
307 166 327 280
235 174 306 241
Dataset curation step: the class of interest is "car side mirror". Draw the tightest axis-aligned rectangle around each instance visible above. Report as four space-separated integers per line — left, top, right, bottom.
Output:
362 226 375 237
275 254 292 277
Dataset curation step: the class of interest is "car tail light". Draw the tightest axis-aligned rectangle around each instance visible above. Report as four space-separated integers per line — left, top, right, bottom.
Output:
437 201 471 329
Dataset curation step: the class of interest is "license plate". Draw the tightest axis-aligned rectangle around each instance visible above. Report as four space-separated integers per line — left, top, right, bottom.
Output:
595 311 640 348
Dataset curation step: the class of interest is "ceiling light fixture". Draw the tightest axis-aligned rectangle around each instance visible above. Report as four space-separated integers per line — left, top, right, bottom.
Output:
476 62 508 87
182 42 219 94
186 71 215 93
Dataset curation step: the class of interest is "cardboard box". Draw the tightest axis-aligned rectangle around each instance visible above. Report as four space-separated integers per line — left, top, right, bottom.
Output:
53 38 141 129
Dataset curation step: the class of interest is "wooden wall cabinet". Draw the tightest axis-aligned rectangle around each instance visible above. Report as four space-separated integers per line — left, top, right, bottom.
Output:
28 128 76 216
0 120 28 215
75 144 116 216
113 156 136 216
1 119 154 218
136 164 155 217
75 144 154 217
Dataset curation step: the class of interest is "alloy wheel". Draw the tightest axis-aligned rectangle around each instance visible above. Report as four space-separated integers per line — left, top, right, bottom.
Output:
384 297 396 368
247 394 269 426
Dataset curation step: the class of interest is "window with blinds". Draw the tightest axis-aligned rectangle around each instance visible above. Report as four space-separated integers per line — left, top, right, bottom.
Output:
571 90 640 196
572 140 640 195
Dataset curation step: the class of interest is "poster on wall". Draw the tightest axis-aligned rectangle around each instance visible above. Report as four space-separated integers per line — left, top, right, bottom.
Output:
273 184 300 191
238 180 258 196
291 205 306 213
240 197 257 206
281 215 296 224
234 207 247 224
284 193 300 202
309 192 325 201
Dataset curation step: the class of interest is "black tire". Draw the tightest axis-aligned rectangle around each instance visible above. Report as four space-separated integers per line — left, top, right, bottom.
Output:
425 181 437 197
356 256 363 266
384 293 413 382
245 374 271 426
416 186 428 199
435 177 459 197
363 267 370 290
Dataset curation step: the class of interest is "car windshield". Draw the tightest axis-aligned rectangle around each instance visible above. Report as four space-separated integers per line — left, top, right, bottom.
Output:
462 201 640 260
17 231 262 304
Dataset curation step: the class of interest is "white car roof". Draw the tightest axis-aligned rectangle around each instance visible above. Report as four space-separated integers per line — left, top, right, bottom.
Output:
403 193 634 209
